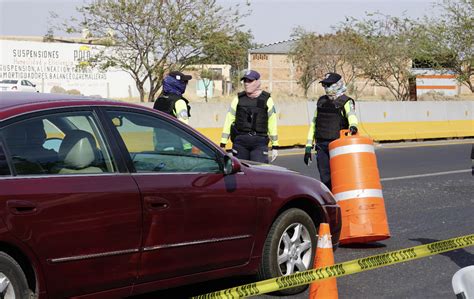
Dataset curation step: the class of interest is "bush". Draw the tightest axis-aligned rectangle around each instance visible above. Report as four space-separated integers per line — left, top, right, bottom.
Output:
50 86 66 94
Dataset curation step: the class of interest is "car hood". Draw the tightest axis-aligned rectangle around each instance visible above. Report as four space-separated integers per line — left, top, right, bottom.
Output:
240 159 297 174
237 159 335 206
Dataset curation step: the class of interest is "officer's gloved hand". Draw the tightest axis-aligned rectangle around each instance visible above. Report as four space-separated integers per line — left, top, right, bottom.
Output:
304 146 313 166
349 126 358 135
270 148 279 163
231 148 238 157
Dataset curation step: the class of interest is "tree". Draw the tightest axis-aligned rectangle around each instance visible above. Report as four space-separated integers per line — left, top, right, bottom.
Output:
417 0 473 92
288 28 320 97
338 14 421 101
289 28 367 98
196 30 256 90
198 68 223 102
49 0 248 102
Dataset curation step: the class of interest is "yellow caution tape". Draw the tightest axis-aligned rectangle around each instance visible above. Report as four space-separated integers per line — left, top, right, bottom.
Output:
193 234 474 299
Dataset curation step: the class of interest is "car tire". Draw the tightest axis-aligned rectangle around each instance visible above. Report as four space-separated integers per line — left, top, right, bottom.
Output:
257 208 318 295
0 252 34 299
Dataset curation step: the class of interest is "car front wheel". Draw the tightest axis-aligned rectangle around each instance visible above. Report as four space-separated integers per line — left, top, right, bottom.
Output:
258 208 318 295
0 252 33 299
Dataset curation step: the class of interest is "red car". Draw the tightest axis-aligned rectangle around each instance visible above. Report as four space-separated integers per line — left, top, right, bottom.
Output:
0 92 340 298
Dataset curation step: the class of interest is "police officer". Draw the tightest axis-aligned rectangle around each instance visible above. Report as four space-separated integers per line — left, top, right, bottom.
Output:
304 72 359 190
153 71 192 152
220 70 279 163
153 71 192 124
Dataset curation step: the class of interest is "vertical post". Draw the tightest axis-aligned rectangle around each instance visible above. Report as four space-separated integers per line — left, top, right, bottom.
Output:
269 54 273 92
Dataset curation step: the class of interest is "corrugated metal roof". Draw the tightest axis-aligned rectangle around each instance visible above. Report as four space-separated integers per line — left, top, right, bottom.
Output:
250 39 297 54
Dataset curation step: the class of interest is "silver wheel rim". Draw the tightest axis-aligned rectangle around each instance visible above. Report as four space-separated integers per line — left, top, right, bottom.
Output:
277 222 313 275
0 273 15 299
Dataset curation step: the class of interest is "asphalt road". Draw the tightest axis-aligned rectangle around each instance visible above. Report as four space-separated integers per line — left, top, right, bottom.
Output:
133 139 474 299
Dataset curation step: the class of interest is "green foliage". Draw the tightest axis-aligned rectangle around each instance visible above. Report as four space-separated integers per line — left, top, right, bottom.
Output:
50 86 66 94
416 0 473 92
198 68 223 102
50 86 83 95
195 30 256 90
48 0 249 102
289 28 366 98
291 0 473 99
337 13 421 101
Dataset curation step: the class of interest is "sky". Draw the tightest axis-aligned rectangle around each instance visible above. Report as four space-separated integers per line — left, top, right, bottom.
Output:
0 0 441 45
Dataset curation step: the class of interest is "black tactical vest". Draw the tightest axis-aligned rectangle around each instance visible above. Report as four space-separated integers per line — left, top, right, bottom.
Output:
315 95 353 140
234 91 270 135
153 93 191 118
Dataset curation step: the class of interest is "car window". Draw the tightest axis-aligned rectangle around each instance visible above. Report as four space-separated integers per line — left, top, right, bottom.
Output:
1 80 17 84
2 111 116 175
107 110 221 173
0 142 11 176
21 80 28 86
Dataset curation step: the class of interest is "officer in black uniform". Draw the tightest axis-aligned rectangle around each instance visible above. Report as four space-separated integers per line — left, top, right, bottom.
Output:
153 71 192 124
220 70 279 163
304 72 359 190
153 71 192 152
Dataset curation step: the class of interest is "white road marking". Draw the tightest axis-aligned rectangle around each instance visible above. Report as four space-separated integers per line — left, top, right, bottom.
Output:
381 169 471 181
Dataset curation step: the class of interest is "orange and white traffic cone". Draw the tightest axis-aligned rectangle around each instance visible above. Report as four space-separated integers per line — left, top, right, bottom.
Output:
309 223 338 299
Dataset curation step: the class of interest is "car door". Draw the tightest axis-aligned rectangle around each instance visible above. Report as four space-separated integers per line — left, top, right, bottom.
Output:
25 80 37 92
20 80 33 92
104 108 257 283
0 110 142 298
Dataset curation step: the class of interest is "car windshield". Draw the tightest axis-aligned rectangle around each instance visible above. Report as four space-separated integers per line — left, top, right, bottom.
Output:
0 80 18 84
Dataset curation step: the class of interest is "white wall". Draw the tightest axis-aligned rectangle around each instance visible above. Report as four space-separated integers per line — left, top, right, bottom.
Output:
0 39 140 98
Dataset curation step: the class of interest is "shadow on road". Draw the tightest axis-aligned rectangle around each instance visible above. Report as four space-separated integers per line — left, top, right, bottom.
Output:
339 242 387 249
409 238 474 268
127 275 256 299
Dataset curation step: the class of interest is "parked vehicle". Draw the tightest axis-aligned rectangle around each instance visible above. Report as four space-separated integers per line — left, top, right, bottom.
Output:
0 92 341 298
0 79 38 92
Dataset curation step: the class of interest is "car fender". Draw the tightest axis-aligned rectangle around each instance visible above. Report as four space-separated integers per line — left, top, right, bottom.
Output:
0 218 47 297
244 167 335 259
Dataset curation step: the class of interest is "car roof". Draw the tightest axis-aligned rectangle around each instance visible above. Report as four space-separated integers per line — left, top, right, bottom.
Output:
0 92 154 121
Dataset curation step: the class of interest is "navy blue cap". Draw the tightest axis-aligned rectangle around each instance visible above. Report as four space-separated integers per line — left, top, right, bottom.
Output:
168 71 192 82
320 72 341 84
240 70 260 81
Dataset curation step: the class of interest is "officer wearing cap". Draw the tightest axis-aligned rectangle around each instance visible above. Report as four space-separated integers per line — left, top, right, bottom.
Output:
304 72 359 190
154 71 192 124
220 70 279 163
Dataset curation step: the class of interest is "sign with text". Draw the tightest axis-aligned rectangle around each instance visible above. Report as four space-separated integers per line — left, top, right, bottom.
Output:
0 39 139 99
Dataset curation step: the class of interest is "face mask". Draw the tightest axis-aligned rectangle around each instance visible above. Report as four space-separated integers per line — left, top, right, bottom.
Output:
324 79 346 98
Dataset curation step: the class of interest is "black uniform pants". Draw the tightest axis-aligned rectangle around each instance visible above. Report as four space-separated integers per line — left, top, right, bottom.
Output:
316 140 333 190
232 134 269 163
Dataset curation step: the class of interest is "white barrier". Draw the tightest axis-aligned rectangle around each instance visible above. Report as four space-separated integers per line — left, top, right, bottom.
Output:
140 100 474 143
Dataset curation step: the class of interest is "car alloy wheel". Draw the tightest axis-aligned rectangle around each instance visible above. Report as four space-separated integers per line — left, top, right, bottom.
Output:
0 252 33 299
277 222 313 275
258 208 318 295
0 273 15 299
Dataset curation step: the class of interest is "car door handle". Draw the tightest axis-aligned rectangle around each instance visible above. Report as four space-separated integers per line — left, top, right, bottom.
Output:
7 200 38 215
143 196 169 211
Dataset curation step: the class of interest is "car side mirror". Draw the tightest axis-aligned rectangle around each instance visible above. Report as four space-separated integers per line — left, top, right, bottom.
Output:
223 154 241 175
